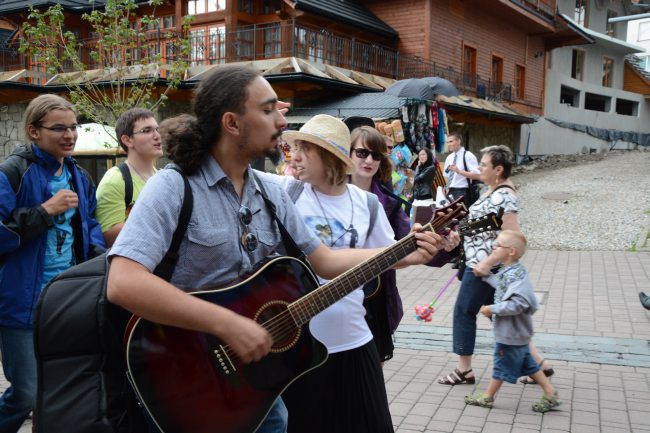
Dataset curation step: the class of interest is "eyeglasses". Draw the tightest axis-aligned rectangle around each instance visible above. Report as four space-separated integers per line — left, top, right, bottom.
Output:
132 126 160 136
352 148 383 161
238 206 258 252
39 124 79 134
492 242 511 250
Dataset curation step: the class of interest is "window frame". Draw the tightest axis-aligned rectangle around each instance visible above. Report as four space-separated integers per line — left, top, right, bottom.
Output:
571 49 585 81
514 64 526 100
602 57 614 88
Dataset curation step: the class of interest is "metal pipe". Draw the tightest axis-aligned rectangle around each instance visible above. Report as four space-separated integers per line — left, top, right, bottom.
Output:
608 13 650 23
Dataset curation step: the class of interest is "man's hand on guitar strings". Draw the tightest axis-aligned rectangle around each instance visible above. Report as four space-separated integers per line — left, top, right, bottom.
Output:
220 312 273 364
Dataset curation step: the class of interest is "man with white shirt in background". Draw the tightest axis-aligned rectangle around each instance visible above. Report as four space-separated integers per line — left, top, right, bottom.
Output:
444 133 481 208
95 108 162 246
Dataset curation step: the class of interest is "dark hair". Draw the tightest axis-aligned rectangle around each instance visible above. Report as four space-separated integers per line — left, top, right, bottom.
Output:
448 132 462 144
350 126 391 184
161 65 262 174
115 108 155 152
418 148 434 169
481 145 514 178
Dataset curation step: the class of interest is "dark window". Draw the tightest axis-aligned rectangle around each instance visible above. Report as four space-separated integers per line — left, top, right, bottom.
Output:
615 99 638 116
571 49 584 80
584 93 611 112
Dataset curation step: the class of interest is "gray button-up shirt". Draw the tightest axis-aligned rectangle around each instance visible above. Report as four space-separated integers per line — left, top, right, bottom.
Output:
109 158 321 291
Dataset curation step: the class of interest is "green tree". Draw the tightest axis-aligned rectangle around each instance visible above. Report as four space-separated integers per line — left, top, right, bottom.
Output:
20 0 192 127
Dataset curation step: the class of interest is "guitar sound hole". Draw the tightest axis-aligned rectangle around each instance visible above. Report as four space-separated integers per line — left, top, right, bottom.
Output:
254 301 300 352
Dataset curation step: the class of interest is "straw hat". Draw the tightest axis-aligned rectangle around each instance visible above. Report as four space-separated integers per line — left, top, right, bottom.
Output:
282 114 355 174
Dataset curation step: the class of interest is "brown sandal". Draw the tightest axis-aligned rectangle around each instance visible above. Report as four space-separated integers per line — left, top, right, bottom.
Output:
520 359 554 385
438 368 475 385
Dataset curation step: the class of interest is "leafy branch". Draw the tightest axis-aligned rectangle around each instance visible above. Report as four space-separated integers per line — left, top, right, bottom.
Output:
19 0 193 126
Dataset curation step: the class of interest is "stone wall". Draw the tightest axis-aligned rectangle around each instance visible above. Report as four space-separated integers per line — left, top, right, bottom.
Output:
0 103 28 161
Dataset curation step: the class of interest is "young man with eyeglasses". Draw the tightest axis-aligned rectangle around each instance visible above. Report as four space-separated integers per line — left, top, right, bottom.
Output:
95 108 163 246
0 94 105 433
106 65 442 433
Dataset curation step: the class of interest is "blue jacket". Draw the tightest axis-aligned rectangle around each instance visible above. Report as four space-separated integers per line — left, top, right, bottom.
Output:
0 143 105 329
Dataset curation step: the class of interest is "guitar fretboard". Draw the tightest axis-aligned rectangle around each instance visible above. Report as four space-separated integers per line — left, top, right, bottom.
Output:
288 201 465 326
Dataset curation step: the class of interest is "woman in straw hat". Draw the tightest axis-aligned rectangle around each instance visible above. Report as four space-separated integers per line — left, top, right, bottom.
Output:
279 114 396 433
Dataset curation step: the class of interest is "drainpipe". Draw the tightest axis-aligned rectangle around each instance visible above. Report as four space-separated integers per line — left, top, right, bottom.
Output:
291 19 295 58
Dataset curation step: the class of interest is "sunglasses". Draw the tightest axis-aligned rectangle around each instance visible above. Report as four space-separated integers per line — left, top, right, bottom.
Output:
352 148 383 161
238 206 258 252
331 226 359 248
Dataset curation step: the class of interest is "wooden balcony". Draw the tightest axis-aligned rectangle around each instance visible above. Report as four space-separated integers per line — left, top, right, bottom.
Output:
0 20 513 102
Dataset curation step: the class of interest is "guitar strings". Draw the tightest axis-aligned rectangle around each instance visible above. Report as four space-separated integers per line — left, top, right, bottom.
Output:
218 206 464 363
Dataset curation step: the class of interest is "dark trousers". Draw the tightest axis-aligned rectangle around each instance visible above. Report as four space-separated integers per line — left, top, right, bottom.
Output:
452 268 495 356
448 187 471 208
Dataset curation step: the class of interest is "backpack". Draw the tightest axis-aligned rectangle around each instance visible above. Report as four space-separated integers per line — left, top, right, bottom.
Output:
33 167 193 433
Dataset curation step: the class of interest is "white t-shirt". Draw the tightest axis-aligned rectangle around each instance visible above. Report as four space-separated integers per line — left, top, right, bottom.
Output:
444 148 479 188
291 181 395 354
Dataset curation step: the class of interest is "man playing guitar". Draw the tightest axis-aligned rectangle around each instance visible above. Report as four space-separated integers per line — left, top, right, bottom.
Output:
107 65 443 433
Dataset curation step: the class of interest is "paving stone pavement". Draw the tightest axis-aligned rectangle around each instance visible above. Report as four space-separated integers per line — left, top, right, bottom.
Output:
386 250 650 433
3 250 650 432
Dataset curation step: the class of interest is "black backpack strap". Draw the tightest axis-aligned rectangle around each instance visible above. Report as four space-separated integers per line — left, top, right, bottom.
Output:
153 167 193 281
252 172 307 263
117 162 133 209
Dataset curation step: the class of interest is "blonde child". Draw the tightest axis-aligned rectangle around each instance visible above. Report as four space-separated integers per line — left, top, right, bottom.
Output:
465 230 561 413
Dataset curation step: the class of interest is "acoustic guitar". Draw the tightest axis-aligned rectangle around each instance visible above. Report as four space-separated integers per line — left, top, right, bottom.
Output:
124 199 467 433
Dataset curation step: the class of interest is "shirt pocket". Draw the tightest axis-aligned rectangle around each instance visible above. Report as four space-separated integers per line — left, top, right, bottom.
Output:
177 227 232 278
255 228 281 257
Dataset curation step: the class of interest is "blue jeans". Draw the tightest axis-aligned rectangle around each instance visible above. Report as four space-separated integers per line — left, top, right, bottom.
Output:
0 328 36 433
452 269 495 356
257 397 288 433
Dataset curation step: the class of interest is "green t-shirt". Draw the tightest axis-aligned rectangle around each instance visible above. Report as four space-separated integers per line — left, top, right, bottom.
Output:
95 164 147 233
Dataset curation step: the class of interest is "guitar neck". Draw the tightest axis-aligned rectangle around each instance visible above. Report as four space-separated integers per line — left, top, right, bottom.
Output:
289 230 422 326
288 198 465 326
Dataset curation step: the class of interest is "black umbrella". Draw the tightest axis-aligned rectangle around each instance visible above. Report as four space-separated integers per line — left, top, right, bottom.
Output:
384 78 435 100
421 76 460 97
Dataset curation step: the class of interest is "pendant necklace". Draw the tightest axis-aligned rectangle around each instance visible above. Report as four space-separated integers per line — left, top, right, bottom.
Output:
312 185 355 248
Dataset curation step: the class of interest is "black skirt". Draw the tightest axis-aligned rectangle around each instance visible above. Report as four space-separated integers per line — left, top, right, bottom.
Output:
283 341 394 433
364 288 395 362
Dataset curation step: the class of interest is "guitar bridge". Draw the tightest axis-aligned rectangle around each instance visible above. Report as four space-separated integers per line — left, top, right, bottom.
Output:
213 345 237 375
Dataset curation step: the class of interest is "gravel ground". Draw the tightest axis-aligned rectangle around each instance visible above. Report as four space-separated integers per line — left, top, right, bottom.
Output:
509 149 650 251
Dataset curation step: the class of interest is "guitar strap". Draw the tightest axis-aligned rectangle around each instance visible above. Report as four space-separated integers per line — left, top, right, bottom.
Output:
252 172 308 264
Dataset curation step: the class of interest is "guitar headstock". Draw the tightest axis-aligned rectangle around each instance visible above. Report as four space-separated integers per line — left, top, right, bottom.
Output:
458 208 504 237
422 198 467 235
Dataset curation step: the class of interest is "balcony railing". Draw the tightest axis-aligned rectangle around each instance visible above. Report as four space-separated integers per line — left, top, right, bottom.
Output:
0 20 513 102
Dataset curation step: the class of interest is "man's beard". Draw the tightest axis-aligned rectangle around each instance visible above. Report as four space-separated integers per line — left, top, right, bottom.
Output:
265 143 283 166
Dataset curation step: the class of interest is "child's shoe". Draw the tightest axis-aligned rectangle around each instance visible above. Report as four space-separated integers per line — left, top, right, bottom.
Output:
532 391 561 413
464 391 494 408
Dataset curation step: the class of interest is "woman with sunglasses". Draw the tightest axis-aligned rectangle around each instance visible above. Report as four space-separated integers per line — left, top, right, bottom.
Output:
349 126 460 366
348 126 411 366
280 115 398 433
